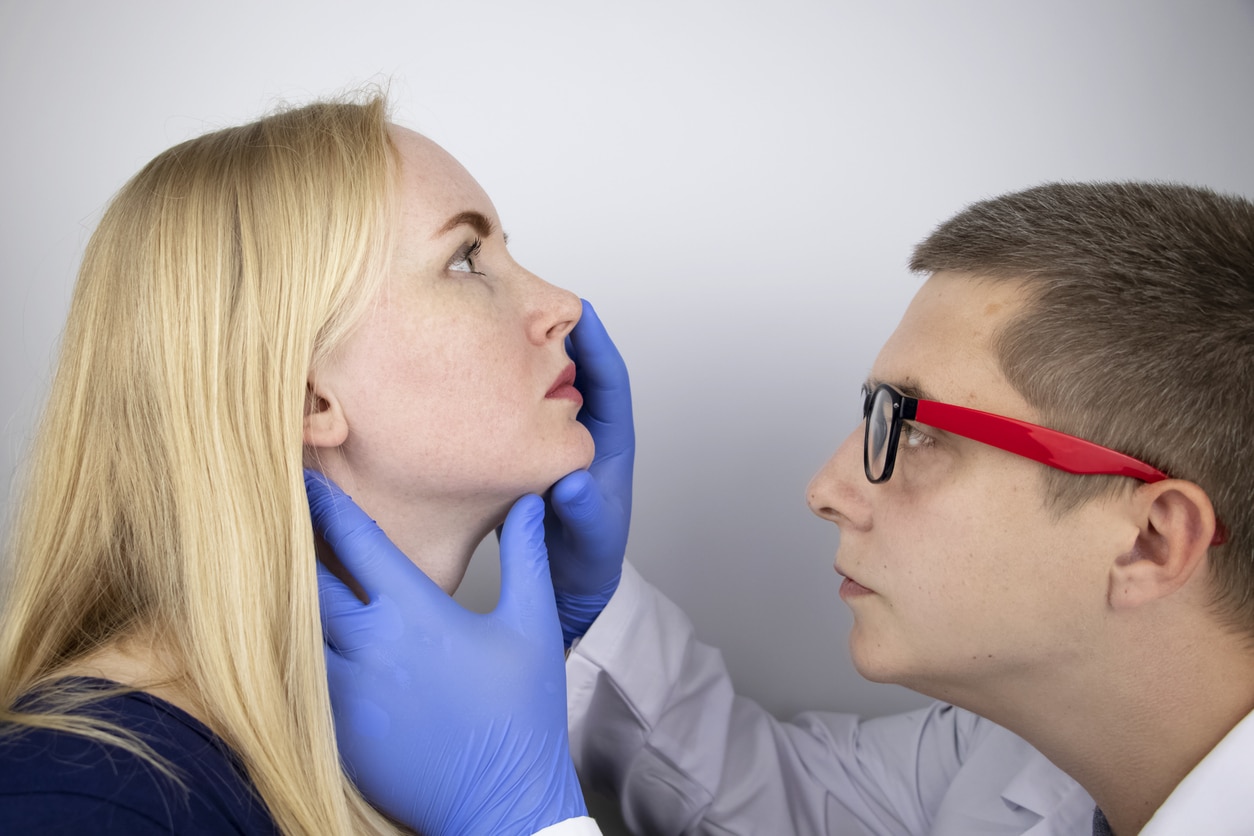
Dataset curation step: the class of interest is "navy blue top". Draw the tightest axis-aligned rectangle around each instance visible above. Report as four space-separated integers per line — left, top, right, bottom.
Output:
0 679 279 834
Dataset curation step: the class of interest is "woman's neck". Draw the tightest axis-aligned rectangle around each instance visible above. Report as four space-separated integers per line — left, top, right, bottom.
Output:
60 632 208 723
319 485 510 596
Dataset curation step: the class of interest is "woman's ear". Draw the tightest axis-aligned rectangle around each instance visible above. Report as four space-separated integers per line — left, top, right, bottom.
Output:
1108 480 1220 611
304 378 349 449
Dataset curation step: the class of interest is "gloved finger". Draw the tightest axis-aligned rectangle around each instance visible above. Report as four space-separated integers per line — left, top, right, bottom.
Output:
570 300 634 455
304 469 446 605
494 494 562 635
322 650 389 749
323 641 354 683
317 560 376 654
548 469 606 540
317 558 365 614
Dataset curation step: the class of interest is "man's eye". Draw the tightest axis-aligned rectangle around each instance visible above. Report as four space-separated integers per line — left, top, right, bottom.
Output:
900 422 933 449
449 239 484 275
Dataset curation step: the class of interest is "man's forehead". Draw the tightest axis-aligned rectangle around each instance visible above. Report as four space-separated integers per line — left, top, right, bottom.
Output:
870 271 1033 414
863 375 937 403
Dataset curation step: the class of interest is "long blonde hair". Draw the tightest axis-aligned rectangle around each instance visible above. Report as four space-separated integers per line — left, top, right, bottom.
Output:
1 94 403 834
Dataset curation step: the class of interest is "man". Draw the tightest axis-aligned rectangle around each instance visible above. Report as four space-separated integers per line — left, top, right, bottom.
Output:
310 182 1253 835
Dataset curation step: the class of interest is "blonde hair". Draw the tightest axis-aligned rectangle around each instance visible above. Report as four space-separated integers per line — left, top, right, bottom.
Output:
1 95 403 833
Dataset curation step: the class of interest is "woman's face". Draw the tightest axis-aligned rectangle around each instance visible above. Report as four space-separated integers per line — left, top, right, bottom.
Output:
307 126 594 590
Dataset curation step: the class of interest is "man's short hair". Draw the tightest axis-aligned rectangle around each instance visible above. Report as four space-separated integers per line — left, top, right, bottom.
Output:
910 182 1254 638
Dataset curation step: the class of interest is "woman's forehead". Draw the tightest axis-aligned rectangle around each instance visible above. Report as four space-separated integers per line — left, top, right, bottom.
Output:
389 125 496 223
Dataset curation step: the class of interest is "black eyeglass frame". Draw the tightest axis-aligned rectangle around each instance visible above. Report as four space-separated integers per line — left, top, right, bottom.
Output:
861 382 1171 484
860 383 1227 545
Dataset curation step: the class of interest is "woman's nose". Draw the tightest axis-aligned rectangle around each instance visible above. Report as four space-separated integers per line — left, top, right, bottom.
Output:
523 272 582 344
806 426 872 532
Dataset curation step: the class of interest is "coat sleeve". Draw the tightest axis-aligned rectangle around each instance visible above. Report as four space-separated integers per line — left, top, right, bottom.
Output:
566 563 985 836
535 816 604 836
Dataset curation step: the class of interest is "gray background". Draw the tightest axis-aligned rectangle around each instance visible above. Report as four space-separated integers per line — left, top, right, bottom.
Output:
3 1 1254 831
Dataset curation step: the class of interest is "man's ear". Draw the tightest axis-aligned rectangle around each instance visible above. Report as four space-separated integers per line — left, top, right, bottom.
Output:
303 378 349 449
1108 480 1221 610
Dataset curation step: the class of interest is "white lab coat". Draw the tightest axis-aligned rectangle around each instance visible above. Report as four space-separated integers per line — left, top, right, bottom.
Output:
564 563 1094 834
538 818 602 835
561 561 1254 832
564 561 1093 836
562 562 1254 834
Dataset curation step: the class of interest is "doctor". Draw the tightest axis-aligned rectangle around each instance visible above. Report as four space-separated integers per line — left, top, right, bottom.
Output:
309 181 1254 835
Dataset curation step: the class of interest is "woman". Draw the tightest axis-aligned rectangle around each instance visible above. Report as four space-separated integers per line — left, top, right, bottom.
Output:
0 93 607 834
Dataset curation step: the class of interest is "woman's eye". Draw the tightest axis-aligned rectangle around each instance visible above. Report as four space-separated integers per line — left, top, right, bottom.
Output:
900 422 933 450
449 239 484 275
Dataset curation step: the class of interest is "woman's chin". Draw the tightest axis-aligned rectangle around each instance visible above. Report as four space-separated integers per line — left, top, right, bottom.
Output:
571 423 596 469
552 430 597 484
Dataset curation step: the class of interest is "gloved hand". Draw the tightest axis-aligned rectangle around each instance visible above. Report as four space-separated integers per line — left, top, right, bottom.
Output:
306 470 587 835
546 299 635 646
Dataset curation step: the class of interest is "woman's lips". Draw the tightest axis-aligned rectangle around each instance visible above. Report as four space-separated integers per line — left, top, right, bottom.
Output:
546 362 582 405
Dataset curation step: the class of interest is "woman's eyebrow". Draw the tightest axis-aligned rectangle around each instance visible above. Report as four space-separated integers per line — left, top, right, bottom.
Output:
435 210 496 240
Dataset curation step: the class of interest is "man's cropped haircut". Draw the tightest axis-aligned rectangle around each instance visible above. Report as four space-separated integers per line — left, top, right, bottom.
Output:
909 182 1254 638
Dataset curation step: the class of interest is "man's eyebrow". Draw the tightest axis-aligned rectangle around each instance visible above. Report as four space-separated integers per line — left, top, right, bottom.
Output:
434 210 499 241
865 376 937 402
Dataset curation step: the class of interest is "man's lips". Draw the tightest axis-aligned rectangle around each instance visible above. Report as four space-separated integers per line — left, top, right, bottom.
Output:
836 564 874 598
546 362 582 404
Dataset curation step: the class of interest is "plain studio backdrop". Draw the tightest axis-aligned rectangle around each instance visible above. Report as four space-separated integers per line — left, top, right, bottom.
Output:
3 1 1253 831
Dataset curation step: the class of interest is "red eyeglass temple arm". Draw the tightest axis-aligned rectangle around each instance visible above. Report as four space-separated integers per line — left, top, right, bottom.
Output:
912 399 1169 481
911 399 1228 546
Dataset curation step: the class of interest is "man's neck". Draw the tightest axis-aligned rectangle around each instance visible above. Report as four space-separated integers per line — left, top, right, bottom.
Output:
975 623 1254 835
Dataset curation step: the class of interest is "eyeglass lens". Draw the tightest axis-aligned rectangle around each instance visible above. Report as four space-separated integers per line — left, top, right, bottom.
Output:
865 386 894 481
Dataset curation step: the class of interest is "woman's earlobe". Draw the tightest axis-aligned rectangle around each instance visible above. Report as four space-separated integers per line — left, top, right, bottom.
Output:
303 383 349 448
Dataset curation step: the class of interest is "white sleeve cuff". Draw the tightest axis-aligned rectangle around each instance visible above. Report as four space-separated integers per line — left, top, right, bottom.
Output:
533 815 602 836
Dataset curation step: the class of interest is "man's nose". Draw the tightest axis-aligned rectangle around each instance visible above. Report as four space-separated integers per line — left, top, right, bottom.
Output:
806 426 872 532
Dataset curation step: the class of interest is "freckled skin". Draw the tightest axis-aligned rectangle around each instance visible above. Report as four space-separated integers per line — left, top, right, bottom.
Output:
309 127 594 593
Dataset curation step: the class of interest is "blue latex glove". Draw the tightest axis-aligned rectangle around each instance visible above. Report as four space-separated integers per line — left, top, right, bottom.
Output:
306 470 587 835
547 299 635 646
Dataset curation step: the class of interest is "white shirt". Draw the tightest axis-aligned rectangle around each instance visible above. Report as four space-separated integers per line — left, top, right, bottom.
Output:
566 563 1097 834
1139 706 1254 835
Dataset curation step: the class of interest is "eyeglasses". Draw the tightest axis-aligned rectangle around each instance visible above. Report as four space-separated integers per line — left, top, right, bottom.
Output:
861 383 1228 545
